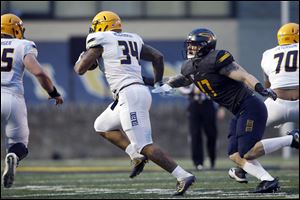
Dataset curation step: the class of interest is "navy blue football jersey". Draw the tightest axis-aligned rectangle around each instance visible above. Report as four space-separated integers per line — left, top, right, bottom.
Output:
181 50 254 114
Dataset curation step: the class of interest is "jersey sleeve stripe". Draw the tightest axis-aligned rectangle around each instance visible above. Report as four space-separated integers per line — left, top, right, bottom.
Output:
217 52 230 63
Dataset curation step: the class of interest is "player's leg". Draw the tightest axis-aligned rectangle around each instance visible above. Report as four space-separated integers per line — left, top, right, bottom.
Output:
227 117 248 183
94 102 146 177
202 100 217 169
244 100 299 159
188 101 204 170
230 96 279 192
2 93 29 188
119 85 195 196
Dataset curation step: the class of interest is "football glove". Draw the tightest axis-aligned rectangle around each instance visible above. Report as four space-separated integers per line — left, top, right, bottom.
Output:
255 83 277 101
152 83 175 96
260 88 277 101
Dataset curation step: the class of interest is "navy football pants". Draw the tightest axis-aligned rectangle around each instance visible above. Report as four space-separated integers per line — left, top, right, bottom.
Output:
228 95 268 157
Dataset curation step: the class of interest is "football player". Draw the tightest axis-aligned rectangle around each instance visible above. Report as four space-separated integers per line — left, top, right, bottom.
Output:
74 11 195 196
229 23 299 185
153 28 299 193
1 13 63 188
263 23 299 128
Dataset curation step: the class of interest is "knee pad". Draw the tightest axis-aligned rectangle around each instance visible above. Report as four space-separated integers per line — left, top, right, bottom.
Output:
8 143 28 161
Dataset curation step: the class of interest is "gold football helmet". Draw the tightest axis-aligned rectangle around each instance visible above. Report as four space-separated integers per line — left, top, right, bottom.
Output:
89 11 122 33
1 13 25 39
277 23 299 45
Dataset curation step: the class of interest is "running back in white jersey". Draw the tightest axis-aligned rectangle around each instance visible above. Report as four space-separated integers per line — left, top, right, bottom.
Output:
1 38 38 95
261 43 299 89
86 31 144 94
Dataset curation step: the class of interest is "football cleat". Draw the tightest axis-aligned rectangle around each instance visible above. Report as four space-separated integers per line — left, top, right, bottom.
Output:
228 167 248 183
253 177 280 193
129 156 148 178
195 164 204 171
173 175 196 196
287 129 299 149
2 153 18 188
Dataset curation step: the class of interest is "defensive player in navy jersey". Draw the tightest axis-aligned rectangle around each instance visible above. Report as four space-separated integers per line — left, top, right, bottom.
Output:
153 28 299 193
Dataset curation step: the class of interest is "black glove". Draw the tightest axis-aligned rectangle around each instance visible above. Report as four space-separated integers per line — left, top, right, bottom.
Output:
255 83 277 101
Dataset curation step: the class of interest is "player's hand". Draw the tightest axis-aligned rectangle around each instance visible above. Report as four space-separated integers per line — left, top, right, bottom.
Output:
48 86 64 105
261 88 277 101
49 96 64 105
152 83 175 96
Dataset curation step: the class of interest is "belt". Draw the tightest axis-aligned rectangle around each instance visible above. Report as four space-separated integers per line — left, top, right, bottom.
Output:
110 82 145 110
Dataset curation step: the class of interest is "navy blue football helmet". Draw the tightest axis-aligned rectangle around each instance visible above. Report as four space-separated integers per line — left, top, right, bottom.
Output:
185 28 217 59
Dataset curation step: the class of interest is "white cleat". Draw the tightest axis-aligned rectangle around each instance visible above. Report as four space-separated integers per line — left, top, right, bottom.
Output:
228 167 248 184
2 153 18 188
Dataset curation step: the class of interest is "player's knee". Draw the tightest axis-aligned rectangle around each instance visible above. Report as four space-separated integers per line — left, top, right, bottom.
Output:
94 118 106 133
140 143 154 155
8 143 28 161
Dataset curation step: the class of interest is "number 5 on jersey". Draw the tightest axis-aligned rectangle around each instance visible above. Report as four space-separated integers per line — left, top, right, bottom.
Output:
1 48 15 72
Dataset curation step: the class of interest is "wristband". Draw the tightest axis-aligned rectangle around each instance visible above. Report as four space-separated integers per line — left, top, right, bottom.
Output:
48 86 60 98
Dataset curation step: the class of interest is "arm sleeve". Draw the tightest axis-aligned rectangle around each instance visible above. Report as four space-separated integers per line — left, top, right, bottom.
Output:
24 41 38 58
167 74 193 88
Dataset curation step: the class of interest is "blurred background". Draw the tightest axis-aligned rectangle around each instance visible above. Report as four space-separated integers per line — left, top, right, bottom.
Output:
1 1 299 163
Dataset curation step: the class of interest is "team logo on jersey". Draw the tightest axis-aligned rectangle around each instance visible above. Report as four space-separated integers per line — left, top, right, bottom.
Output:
130 112 139 126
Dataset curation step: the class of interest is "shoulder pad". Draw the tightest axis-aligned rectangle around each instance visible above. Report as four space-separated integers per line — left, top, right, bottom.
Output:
181 60 195 76
215 50 234 68
86 32 105 49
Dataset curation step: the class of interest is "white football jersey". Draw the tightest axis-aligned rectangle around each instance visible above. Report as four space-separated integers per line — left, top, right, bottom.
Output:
1 38 38 95
86 31 144 94
261 43 299 89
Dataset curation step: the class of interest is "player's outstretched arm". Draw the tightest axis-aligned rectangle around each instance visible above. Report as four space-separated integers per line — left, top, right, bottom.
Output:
74 47 102 75
24 54 63 105
152 74 192 94
219 62 277 100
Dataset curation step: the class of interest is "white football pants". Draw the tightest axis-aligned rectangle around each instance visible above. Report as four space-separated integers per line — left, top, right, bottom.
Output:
94 84 153 153
265 98 299 128
1 91 29 150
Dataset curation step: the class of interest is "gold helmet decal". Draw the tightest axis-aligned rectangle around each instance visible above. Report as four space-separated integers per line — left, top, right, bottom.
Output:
1 13 25 39
277 23 299 45
89 11 122 33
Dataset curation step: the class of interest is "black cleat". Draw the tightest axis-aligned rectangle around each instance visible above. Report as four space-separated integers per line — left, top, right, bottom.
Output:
129 156 148 178
228 167 248 183
287 129 299 149
173 175 196 196
253 177 280 193
2 153 18 188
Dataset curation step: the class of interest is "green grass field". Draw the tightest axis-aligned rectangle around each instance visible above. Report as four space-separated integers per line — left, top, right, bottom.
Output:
1 156 299 199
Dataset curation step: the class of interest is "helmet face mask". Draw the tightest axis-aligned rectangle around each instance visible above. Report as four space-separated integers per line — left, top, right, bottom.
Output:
1 13 25 39
89 11 122 33
184 28 217 59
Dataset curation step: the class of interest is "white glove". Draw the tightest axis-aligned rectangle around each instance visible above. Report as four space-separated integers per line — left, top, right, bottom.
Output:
152 83 175 95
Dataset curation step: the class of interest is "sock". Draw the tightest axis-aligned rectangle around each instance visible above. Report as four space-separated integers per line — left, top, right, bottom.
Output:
261 136 293 155
242 160 274 181
125 144 143 160
171 166 193 181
